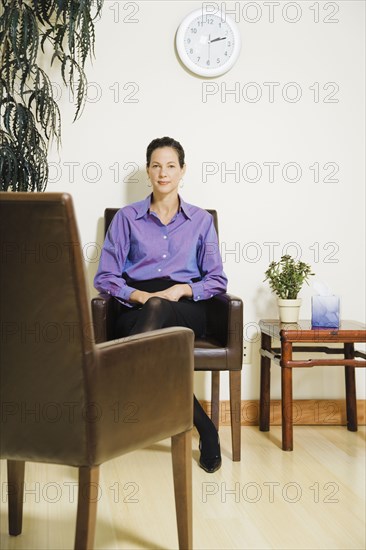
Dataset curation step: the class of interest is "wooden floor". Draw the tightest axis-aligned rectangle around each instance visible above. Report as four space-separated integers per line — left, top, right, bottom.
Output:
1 426 365 550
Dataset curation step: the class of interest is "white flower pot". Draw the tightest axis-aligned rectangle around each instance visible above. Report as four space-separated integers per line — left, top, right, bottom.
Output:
278 298 302 323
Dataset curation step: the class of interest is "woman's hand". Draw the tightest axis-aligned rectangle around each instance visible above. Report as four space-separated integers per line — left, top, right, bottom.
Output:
154 284 193 302
129 289 151 304
129 284 193 305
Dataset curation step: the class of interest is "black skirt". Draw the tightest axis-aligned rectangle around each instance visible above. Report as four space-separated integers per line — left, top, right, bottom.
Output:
114 277 207 338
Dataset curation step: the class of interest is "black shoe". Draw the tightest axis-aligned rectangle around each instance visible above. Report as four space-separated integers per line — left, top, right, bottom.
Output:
199 437 222 473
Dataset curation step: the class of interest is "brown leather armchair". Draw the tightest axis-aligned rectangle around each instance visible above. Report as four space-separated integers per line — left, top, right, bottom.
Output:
92 208 243 461
0 193 194 550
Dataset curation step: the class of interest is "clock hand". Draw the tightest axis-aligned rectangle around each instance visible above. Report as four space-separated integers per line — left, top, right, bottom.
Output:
210 36 227 43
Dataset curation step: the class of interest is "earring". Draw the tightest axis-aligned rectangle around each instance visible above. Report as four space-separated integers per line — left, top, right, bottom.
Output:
147 177 152 188
179 178 184 188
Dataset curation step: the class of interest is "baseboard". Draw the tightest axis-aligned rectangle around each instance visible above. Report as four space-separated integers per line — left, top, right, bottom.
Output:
201 399 366 426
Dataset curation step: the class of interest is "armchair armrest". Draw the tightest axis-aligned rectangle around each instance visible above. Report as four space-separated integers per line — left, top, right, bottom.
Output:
91 327 195 464
205 293 243 369
206 293 243 345
92 293 121 343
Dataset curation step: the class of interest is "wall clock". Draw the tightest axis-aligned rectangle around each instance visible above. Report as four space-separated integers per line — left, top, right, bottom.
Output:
175 8 241 77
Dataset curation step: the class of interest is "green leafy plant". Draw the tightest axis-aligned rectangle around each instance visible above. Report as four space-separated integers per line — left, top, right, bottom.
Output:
0 0 103 192
264 255 314 299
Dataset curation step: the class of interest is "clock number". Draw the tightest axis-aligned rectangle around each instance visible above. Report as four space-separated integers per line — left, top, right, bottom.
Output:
217 58 220 64
187 38 191 44
206 60 210 66
190 28 197 34
228 41 231 47
224 51 228 56
197 18 214 26
197 57 200 62
190 48 193 54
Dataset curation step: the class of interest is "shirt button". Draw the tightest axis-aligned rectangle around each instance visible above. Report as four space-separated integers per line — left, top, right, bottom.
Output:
157 268 162 272
197 295 201 299
163 235 167 239
162 254 167 259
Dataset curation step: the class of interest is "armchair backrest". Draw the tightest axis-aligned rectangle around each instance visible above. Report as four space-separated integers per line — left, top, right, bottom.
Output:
0 193 95 465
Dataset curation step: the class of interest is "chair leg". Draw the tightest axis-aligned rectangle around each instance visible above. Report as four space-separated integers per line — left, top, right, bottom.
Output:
229 370 241 461
211 371 220 430
171 430 193 550
7 460 25 536
74 466 100 550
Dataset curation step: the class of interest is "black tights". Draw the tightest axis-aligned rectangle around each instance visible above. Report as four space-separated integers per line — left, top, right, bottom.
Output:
115 295 219 452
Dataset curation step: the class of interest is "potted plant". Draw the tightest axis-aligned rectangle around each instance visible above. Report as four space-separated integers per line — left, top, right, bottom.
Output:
264 255 314 323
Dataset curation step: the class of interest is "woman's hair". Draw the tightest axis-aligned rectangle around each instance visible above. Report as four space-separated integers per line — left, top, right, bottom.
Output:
146 137 185 168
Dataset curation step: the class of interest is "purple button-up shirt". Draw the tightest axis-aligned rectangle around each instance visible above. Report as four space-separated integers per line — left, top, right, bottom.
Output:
94 194 227 304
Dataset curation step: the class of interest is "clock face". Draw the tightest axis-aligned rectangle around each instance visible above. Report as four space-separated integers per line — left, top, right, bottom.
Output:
176 9 241 77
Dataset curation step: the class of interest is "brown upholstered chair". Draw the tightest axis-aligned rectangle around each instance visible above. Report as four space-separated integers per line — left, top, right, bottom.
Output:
92 208 243 461
0 193 194 550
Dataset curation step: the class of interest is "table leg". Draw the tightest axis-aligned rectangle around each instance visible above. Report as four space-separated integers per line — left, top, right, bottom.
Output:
259 332 271 431
281 341 293 451
344 343 357 431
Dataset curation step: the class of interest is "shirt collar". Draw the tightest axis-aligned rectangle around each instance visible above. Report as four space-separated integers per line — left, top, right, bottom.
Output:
135 194 192 220
135 195 151 219
178 195 192 220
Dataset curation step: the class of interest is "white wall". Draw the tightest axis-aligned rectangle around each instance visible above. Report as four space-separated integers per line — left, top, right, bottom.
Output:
47 1 366 400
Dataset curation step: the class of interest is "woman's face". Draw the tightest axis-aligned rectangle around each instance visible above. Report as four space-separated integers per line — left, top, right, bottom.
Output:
146 147 186 197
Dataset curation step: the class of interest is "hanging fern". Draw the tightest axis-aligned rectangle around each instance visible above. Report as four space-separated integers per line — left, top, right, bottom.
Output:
0 0 103 192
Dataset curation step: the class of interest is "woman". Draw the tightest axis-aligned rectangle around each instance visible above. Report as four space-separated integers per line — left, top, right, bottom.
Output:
94 136 228 473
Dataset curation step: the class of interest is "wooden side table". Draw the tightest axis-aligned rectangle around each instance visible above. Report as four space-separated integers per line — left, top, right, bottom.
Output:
259 320 366 450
